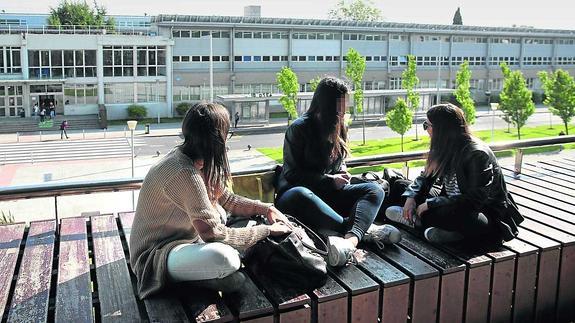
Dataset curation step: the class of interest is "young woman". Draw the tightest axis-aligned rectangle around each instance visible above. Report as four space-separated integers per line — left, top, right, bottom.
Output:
275 77 401 267
130 102 290 299
385 103 524 243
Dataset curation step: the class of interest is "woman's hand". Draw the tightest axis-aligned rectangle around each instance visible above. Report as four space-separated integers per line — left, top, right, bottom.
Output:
416 202 429 217
403 198 417 224
329 173 350 189
268 222 292 236
266 205 289 224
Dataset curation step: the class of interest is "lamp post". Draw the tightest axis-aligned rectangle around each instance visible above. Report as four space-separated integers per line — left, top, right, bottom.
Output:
127 120 138 210
208 32 213 102
490 103 499 142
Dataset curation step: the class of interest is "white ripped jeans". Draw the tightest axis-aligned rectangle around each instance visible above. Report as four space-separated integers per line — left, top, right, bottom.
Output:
166 242 241 282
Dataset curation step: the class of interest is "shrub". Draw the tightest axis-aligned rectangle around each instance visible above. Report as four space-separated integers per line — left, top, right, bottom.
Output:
127 104 147 120
0 210 14 224
490 93 500 103
531 91 543 104
176 102 192 116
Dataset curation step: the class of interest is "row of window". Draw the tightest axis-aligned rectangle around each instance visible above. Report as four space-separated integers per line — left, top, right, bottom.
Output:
103 46 166 77
489 57 520 66
523 57 553 65
104 82 167 103
173 55 231 62
453 36 488 43
0 47 22 74
233 31 289 39
172 30 230 38
343 33 388 41
294 32 339 40
0 85 23 117
64 84 98 105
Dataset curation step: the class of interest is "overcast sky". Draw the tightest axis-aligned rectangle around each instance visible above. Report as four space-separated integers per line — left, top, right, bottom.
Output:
3 0 575 30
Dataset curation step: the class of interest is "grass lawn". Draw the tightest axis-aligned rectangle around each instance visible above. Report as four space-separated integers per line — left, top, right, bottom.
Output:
258 124 575 165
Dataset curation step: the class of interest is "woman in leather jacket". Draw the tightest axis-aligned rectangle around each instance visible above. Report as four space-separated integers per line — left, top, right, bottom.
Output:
275 77 401 267
384 103 524 243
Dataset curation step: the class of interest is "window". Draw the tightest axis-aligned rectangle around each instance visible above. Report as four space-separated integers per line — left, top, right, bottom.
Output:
389 77 403 90
28 49 95 78
64 83 98 104
137 82 167 102
104 83 134 103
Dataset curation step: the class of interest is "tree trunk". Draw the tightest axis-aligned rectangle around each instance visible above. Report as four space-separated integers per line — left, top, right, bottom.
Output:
517 126 521 140
362 110 366 145
414 110 419 141
565 121 569 135
401 135 404 152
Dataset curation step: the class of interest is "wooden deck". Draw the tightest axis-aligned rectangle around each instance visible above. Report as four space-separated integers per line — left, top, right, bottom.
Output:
1 157 575 322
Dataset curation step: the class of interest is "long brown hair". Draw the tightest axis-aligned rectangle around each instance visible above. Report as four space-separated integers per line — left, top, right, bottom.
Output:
180 102 231 201
425 103 473 178
306 77 350 162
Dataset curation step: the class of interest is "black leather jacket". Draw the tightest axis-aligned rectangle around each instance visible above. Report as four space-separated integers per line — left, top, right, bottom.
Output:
276 114 345 196
403 138 524 241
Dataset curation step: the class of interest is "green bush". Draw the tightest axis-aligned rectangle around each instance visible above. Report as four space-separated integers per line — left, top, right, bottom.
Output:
127 104 147 120
176 102 192 116
531 91 543 104
490 93 500 103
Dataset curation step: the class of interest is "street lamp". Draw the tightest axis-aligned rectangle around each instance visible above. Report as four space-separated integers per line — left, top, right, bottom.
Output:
127 120 138 210
490 103 499 142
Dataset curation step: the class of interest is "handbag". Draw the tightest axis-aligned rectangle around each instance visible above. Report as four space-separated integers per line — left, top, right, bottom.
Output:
243 215 329 290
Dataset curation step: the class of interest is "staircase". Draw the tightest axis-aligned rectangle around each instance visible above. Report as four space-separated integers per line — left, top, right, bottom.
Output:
0 115 101 134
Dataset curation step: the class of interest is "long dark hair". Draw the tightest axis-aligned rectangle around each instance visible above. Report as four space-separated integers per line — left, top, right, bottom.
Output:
180 102 231 201
425 103 473 178
306 77 350 162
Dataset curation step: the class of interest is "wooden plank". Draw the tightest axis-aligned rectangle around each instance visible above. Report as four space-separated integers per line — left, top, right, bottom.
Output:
505 177 575 207
7 220 56 323
55 217 92 323
506 181 574 213
506 186 575 222
372 244 440 323
520 220 575 322
397 231 466 323
311 276 348 323
117 211 190 323
91 215 142 322
521 163 575 185
502 239 538 323
533 161 575 177
516 228 561 323
484 248 516 323
222 269 274 322
354 249 410 323
440 245 492 323
503 168 575 199
328 263 379 323
0 223 26 321
547 159 575 170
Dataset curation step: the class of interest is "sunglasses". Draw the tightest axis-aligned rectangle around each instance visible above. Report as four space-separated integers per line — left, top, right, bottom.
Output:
423 120 432 131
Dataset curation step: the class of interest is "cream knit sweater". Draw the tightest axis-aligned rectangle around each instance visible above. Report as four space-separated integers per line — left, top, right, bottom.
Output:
129 148 271 298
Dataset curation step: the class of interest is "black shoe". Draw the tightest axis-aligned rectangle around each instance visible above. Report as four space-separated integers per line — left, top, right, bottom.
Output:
188 271 246 293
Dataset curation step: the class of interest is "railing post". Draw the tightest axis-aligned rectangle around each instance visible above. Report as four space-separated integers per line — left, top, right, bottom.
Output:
514 148 524 176
402 162 410 179
83 129 86 140
30 152 34 164
16 132 19 143
104 128 107 139
40 131 42 141
54 196 59 235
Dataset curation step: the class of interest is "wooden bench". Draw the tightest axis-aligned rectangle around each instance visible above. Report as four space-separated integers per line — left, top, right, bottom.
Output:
2 157 575 322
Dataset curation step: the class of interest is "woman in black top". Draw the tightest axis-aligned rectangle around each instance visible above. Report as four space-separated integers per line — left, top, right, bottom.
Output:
385 103 524 243
276 77 401 266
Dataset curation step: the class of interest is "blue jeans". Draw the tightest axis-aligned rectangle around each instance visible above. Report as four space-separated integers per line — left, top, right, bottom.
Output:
276 182 384 240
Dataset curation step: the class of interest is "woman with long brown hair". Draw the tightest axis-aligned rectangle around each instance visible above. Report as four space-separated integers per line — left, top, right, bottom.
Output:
385 103 524 243
276 77 401 267
129 102 290 299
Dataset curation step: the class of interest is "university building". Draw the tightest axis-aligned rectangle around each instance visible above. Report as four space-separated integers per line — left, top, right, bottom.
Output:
1 10 574 122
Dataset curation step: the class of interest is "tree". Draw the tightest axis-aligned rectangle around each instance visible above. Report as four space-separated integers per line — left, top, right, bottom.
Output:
386 98 413 152
309 76 322 92
276 67 299 124
48 0 115 28
499 63 535 140
402 55 420 140
454 61 476 124
345 48 367 144
452 7 463 25
539 69 575 135
328 0 382 22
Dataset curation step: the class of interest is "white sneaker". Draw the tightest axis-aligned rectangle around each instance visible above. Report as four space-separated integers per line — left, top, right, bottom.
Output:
327 236 356 267
424 227 464 243
364 224 402 248
385 206 415 228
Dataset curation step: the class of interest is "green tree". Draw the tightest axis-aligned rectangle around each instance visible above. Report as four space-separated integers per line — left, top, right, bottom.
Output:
454 61 476 124
345 48 367 144
386 98 413 152
48 0 115 29
328 0 382 22
499 63 535 140
539 69 575 135
452 7 463 25
402 55 420 140
309 76 322 92
276 67 299 123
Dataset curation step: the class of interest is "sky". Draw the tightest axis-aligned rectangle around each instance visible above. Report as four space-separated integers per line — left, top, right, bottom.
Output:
3 0 575 30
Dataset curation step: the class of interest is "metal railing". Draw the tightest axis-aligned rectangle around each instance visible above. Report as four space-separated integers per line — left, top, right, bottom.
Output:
1 135 574 225
0 24 153 36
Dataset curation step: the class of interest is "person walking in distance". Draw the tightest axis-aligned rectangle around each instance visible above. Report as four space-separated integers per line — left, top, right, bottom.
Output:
39 107 46 122
33 103 39 118
60 120 69 139
234 111 240 128
49 102 56 119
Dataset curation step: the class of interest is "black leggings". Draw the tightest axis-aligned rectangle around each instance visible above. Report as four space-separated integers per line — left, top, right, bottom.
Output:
384 180 500 241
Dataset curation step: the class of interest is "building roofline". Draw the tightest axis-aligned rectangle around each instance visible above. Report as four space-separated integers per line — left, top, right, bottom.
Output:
152 14 575 37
